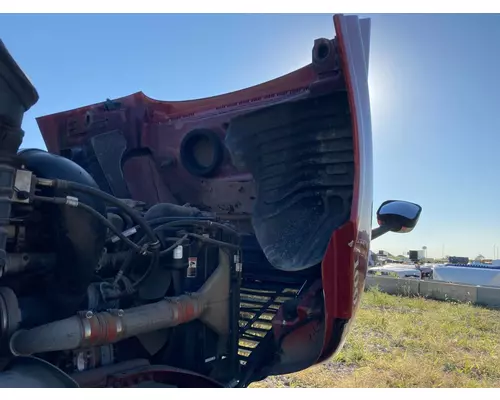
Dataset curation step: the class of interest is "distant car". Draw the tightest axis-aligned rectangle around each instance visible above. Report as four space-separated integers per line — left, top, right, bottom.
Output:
417 264 433 279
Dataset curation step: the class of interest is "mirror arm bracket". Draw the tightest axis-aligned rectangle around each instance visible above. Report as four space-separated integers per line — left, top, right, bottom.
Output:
371 225 392 240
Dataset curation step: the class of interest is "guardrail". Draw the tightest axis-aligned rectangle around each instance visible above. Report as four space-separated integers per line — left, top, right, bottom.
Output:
365 275 500 308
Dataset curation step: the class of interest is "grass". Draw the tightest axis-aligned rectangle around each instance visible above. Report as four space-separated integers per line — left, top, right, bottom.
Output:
251 288 500 388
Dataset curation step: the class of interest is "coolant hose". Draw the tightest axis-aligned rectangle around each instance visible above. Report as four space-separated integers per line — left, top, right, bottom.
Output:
10 294 205 355
10 251 230 356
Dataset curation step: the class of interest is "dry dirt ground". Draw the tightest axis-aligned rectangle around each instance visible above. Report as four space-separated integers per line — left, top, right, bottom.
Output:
251 288 500 388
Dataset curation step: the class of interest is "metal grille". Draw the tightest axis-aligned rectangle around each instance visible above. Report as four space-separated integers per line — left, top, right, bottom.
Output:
237 283 301 367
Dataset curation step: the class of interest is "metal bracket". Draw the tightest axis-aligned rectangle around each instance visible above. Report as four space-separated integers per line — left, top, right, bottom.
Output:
13 169 33 203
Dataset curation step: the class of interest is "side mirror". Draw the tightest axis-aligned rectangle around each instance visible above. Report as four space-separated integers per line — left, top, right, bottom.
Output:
377 200 422 233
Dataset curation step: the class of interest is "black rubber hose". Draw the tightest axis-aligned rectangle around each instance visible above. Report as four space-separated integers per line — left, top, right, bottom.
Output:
158 234 189 257
121 217 214 241
50 179 159 249
106 207 134 229
187 233 239 251
147 216 215 226
131 250 159 289
153 220 240 236
119 217 239 237
77 203 143 253
33 196 144 253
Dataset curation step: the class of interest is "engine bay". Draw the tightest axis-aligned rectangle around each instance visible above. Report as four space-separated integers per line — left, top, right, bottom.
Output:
0 148 325 387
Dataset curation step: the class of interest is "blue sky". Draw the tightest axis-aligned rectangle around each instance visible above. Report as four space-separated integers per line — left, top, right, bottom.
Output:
1 13 499 259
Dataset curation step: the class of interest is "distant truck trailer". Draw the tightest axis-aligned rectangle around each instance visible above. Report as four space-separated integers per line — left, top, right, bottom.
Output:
409 250 425 261
448 256 470 264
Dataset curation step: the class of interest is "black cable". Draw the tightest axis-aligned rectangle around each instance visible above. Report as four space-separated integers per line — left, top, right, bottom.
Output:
151 221 239 250
49 179 159 250
147 216 215 226
159 234 189 257
33 195 144 253
149 222 191 256
114 232 188 287
123 217 237 242
130 234 190 289
131 250 159 289
187 232 239 250
106 206 133 229
109 211 238 288
122 218 236 288
33 194 179 293
149 219 239 236
33 194 152 290
113 251 135 285
77 203 144 252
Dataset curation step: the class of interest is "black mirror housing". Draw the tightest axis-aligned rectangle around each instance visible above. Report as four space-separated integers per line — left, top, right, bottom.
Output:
376 200 422 233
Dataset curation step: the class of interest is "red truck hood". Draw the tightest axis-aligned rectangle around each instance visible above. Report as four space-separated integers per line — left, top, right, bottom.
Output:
36 14 373 381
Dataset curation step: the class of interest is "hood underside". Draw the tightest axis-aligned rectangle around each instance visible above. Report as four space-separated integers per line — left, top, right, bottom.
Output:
36 39 356 273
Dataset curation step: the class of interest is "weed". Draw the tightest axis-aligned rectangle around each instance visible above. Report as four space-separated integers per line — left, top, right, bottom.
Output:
251 288 500 388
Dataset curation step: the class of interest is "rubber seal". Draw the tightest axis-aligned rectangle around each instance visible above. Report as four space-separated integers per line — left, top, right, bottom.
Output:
179 129 224 177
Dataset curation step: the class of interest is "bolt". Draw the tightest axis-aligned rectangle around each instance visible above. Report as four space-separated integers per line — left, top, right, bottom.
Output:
108 309 124 317
16 191 29 201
